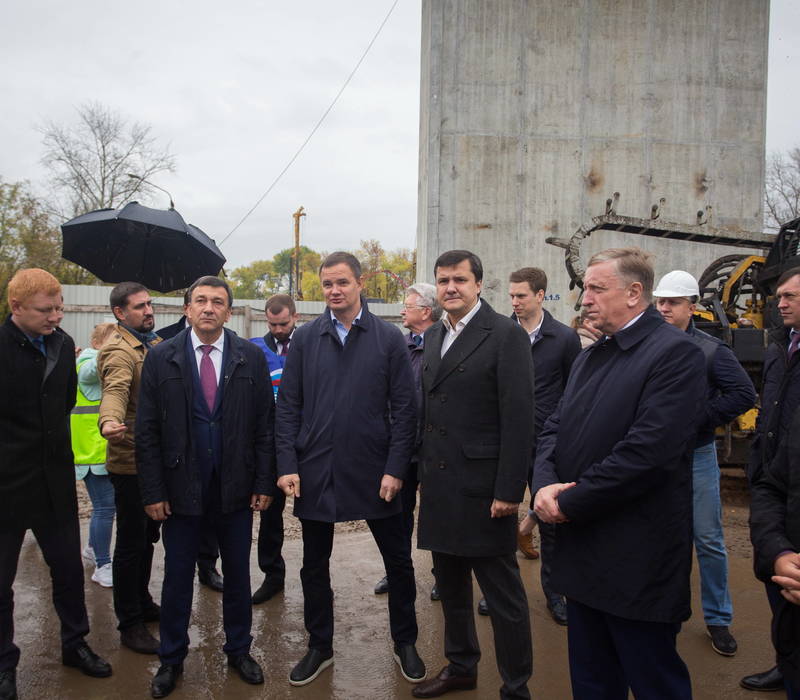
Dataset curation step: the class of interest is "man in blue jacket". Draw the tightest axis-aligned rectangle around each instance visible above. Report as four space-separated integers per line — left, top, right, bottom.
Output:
534 248 706 698
136 276 275 698
249 293 298 604
276 252 422 687
653 269 756 658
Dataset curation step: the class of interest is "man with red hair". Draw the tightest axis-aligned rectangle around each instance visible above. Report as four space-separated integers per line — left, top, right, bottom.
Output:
0 268 112 700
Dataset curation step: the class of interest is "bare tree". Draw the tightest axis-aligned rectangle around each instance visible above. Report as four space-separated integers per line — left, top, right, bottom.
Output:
40 102 176 217
764 147 800 231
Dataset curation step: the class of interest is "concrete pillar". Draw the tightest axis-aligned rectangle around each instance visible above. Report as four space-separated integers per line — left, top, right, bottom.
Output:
417 0 769 320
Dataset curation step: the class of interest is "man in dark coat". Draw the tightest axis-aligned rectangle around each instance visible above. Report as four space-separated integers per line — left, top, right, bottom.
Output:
413 250 535 700
533 248 706 698
747 266 800 697
249 293 298 605
508 266 580 627
0 269 112 700
653 269 756 657
156 290 224 595
136 276 275 698
276 252 422 687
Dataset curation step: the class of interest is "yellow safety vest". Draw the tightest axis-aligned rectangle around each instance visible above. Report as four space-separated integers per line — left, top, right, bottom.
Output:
70 360 107 466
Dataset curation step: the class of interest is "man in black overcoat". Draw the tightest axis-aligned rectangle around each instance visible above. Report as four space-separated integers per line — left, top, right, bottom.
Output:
0 269 112 700
533 248 706 699
747 266 800 697
414 250 535 700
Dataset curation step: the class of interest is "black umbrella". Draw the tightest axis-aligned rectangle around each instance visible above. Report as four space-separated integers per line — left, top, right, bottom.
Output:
61 202 226 293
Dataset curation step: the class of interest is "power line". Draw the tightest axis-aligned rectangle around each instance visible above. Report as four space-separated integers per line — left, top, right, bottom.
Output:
219 0 401 247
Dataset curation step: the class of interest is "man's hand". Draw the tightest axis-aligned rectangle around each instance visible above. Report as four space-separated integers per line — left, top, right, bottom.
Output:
101 420 127 443
773 552 800 606
518 512 537 536
490 499 519 518
251 494 273 511
278 474 301 498
533 482 576 524
145 501 171 521
379 475 403 503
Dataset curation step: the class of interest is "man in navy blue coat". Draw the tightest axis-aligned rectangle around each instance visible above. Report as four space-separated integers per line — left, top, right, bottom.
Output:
137 276 275 698
533 248 706 699
275 252 423 687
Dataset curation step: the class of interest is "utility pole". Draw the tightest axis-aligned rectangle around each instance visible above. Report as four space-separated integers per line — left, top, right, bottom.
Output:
291 206 306 300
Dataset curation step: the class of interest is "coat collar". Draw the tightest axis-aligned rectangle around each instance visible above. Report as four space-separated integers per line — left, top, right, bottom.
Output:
318 297 373 341
427 299 494 389
609 305 664 351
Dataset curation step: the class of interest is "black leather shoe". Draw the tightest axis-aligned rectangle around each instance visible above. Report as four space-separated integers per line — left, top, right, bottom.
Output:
198 566 224 592
252 577 284 604
121 623 160 654
62 642 112 678
430 585 441 601
547 598 568 626
289 648 334 686
412 665 477 698
477 598 489 616
707 625 737 656
228 653 264 685
740 665 784 691
394 644 426 682
142 602 161 622
0 669 16 700
151 663 182 698
374 575 389 595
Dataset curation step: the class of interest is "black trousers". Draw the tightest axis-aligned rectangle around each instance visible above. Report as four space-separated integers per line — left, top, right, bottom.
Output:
537 519 561 603
109 473 160 630
0 516 89 671
566 598 691 699
159 506 254 664
256 489 286 581
300 514 418 653
432 551 532 700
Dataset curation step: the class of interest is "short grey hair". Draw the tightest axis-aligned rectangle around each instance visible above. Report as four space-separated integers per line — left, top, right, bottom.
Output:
406 282 442 321
587 247 655 303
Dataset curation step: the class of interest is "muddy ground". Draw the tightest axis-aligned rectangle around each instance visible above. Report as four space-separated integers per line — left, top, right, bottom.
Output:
11 472 778 699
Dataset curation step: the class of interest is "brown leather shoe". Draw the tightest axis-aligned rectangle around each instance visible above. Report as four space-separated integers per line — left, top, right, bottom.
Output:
411 666 477 698
517 531 539 560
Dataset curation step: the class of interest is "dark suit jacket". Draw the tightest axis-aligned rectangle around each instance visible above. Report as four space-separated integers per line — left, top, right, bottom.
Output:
417 300 535 557
156 316 188 340
533 306 706 623
136 327 276 515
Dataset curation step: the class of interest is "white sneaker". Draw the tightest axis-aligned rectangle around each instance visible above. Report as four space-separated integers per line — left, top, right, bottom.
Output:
91 563 113 588
82 544 95 565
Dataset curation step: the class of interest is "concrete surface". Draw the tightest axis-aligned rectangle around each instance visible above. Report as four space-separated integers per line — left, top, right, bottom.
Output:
10 495 781 699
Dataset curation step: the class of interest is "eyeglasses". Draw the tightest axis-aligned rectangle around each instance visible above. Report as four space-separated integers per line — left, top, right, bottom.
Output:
402 304 429 311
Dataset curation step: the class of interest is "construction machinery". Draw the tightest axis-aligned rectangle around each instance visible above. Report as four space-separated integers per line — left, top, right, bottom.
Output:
546 195 800 465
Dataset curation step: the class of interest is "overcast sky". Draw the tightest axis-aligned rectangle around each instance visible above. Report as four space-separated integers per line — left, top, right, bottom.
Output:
1 0 798 271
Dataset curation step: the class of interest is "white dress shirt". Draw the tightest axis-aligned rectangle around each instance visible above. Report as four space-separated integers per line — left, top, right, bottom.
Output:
190 329 225 384
441 299 482 357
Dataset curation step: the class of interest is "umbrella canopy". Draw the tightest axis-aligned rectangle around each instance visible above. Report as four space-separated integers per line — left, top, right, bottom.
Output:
61 202 226 293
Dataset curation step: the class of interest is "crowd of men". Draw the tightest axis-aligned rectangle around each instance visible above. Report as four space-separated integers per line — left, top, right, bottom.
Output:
1 248 800 699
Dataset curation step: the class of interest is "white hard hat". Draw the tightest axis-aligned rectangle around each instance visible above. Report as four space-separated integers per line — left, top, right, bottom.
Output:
653 270 700 298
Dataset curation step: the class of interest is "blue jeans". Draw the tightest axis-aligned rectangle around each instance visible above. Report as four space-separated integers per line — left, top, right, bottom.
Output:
692 441 732 626
82 471 115 568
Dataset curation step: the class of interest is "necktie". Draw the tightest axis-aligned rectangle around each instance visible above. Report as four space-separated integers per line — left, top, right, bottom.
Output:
199 345 217 412
32 336 46 356
790 333 800 361
413 334 423 347
280 340 290 356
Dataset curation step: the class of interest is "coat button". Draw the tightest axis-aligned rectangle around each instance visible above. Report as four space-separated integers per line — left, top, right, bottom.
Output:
439 427 447 436
767 431 774 438
438 461 446 469
457 365 465 372
440 394 447 403
428 392 435 399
